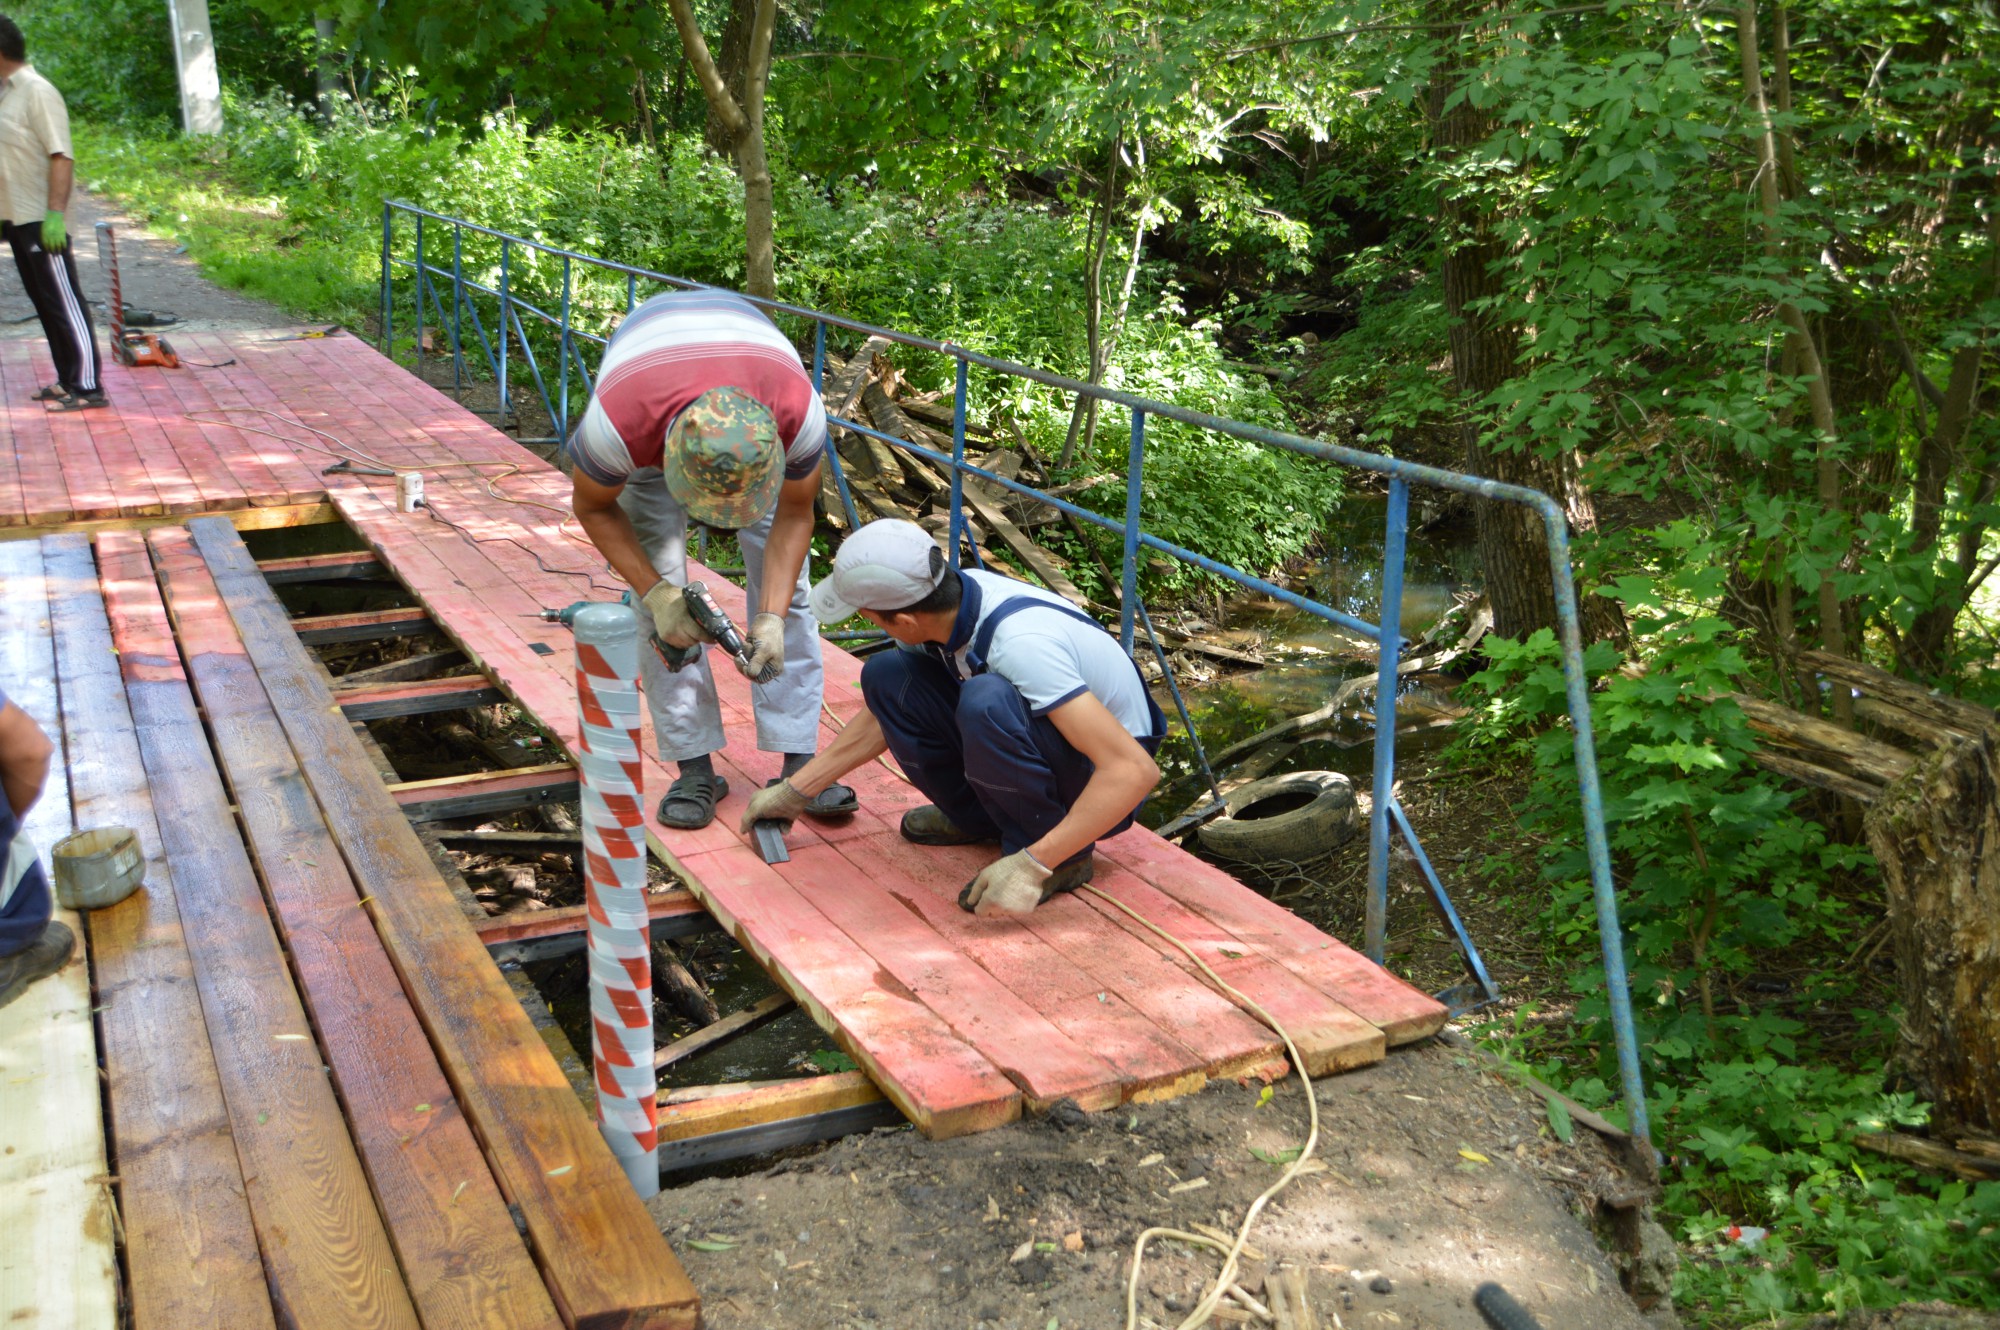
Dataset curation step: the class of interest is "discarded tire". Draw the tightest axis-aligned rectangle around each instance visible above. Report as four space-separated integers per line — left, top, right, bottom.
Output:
1196 770 1359 866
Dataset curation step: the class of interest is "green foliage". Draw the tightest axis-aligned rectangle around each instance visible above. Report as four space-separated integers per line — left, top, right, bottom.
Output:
7 0 177 124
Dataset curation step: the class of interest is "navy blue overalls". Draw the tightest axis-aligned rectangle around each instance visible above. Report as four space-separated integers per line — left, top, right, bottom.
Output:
859 594 1166 869
0 747 52 959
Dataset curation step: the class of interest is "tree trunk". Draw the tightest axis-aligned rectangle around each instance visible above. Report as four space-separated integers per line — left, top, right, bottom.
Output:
702 0 759 158
1863 729 2000 1140
665 0 778 299
1426 9 1621 644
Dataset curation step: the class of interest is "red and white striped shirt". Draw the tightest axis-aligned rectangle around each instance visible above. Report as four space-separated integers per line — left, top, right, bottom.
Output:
566 290 826 488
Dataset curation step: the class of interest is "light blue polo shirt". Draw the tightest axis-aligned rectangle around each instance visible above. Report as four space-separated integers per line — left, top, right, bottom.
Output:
911 569 1157 740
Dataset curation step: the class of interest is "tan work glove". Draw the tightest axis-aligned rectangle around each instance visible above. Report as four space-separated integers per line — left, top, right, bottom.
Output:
737 611 786 684
641 580 712 649
740 778 810 834
964 849 1051 917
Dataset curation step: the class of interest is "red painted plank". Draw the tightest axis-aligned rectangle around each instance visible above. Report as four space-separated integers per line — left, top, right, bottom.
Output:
154 354 292 507
772 841 1126 1111
0 348 30 524
675 841 1020 1138
1099 827 1449 1044
1 344 72 522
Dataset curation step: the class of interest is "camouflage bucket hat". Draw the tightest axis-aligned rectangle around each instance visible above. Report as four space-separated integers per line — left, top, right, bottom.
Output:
660 386 783 529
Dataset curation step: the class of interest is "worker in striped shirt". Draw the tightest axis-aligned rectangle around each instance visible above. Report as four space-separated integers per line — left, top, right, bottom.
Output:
566 289 857 831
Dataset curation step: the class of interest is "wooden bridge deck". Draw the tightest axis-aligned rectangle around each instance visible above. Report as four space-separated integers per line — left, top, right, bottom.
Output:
0 330 1445 1327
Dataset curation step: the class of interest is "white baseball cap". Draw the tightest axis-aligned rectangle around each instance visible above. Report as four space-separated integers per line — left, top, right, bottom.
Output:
809 519 947 624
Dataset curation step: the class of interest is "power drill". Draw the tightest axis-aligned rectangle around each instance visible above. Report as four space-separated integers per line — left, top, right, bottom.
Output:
539 581 766 681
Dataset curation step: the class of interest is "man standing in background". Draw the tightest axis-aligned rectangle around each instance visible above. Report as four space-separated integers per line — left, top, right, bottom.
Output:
0 15 104 412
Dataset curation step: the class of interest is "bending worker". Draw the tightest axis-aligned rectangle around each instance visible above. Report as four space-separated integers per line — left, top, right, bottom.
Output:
567 289 856 830
742 519 1165 915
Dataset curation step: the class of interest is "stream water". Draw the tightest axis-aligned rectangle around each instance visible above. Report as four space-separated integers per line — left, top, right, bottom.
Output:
1147 493 1482 810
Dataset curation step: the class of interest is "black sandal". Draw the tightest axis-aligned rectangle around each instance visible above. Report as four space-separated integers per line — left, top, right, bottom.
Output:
657 771 729 830
31 382 63 402
45 389 109 413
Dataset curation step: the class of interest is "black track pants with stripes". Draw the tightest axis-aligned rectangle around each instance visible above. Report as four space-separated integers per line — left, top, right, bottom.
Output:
3 220 100 395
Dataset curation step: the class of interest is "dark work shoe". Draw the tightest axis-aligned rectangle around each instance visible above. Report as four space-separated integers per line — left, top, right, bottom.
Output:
1041 855 1095 900
0 920 76 1011
900 804 993 846
767 775 859 820
657 771 729 830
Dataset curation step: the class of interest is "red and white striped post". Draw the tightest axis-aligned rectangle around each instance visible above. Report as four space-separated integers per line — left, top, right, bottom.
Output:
572 602 657 1195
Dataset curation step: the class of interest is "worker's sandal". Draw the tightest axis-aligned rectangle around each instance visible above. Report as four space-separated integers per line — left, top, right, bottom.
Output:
45 389 109 412
801 781 858 819
0 921 75 1011
657 771 729 830
31 382 63 401
899 804 993 846
1039 855 1095 900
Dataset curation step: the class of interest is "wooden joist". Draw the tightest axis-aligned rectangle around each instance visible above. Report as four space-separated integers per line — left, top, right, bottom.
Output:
184 515 701 1330
476 890 720 966
0 538 116 1330
293 604 434 645
332 648 471 687
335 673 506 720
389 762 580 821
259 550 389 583
655 993 796 1071
656 1072 900 1173
149 527 563 1330
95 531 424 1330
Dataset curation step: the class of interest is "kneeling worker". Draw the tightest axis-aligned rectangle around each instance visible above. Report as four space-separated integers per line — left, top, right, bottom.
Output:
568 289 856 829
741 519 1165 915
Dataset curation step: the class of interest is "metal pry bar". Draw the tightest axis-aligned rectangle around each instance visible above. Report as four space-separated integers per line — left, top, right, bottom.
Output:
751 820 791 864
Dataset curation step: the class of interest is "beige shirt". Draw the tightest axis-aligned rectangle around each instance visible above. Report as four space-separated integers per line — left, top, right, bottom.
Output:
0 65 70 226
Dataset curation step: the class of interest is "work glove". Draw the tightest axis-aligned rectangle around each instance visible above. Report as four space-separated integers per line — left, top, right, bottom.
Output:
739 778 810 834
641 580 712 650
39 210 65 253
737 611 786 684
964 849 1051 917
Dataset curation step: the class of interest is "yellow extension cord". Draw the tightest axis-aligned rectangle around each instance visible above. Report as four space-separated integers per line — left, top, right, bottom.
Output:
193 406 1321 1329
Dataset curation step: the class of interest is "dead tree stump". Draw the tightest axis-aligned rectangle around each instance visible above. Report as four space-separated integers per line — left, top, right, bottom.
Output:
1863 729 2000 1140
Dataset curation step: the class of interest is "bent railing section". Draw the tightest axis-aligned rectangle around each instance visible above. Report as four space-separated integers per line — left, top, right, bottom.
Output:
378 201 1653 1147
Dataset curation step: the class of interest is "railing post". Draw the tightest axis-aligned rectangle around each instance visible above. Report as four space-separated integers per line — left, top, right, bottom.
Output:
1543 512 1654 1149
572 601 658 1196
498 238 511 429
379 204 392 355
947 357 969 569
450 225 465 398
558 255 573 440
411 211 424 372
811 322 826 392
1121 408 1145 652
1365 479 1410 964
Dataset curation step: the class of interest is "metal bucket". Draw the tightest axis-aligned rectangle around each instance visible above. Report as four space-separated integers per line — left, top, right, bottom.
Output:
52 827 145 910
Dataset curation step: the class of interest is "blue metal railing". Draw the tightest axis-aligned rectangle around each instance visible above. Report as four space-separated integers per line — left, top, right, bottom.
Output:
379 201 1654 1146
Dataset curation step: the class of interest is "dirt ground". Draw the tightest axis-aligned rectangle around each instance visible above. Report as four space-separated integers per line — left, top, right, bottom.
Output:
651 1035 1674 1330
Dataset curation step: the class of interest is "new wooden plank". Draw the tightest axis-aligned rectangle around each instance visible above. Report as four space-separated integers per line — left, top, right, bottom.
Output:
1100 828 1449 1045
657 1071 885 1143
769 842 1126 1110
335 674 506 720
97 533 423 1330
293 605 434 644
0 537 115 1330
670 841 1021 1138
260 551 388 583
148 527 563 1330
54 533 275 1330
654 993 796 1071
184 515 701 1330
657 1101 904 1174
389 763 580 821
474 889 711 947
0 500 340 543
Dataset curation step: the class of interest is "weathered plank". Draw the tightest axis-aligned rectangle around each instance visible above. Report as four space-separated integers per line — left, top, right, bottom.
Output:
149 527 562 1330
259 551 389 583
657 1070 886 1143
334 674 506 720
292 605 435 645
185 515 701 1330
54 533 274 1330
97 531 423 1330
389 763 580 821
0 537 115 1330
